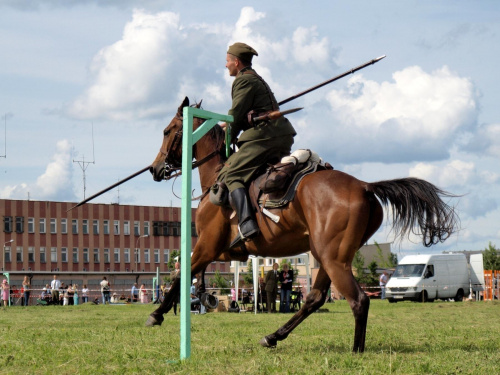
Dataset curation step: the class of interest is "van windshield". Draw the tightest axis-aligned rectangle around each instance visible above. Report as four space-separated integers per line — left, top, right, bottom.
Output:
393 264 425 277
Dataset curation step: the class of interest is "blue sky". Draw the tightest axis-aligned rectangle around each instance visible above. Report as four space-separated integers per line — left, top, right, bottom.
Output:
1 1 499 255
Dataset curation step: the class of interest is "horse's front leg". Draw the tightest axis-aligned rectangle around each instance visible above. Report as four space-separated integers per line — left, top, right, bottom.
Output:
260 267 331 348
145 277 180 326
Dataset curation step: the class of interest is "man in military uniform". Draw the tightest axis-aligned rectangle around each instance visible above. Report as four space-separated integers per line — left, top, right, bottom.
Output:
219 42 296 249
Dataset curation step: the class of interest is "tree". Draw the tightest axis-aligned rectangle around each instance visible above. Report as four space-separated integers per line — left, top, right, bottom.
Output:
483 242 500 271
352 252 368 284
167 249 179 271
374 241 397 268
243 259 253 285
208 270 230 294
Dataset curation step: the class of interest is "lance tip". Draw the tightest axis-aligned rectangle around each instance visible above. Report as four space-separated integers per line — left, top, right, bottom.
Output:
374 55 386 62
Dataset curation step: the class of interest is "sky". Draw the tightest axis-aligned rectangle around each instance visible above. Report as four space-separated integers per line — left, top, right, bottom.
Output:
1 0 499 256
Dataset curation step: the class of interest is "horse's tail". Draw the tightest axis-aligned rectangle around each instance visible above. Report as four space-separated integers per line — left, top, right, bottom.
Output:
366 177 460 247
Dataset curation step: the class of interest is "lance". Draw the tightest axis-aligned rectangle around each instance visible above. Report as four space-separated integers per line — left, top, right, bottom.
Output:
71 55 386 210
67 166 150 211
278 55 386 106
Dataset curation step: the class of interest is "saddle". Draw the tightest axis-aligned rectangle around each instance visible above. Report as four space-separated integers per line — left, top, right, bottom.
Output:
210 149 333 216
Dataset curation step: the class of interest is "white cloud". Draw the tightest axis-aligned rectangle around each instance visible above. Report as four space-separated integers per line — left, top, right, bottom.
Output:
1 140 76 201
409 160 475 187
462 123 500 158
322 65 479 163
67 10 184 121
292 26 329 65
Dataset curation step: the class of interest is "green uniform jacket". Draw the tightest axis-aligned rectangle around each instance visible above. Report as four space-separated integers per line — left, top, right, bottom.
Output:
218 67 296 192
229 67 296 144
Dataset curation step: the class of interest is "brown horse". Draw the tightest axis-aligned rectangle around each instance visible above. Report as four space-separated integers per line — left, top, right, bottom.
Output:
147 97 458 352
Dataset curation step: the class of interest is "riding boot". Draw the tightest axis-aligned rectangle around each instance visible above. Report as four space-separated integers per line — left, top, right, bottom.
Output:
229 188 260 249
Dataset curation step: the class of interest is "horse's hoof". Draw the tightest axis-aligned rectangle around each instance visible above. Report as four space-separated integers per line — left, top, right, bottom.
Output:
145 315 163 327
259 336 277 348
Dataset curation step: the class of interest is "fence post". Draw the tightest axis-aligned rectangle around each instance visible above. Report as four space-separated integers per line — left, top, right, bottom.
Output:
179 107 233 361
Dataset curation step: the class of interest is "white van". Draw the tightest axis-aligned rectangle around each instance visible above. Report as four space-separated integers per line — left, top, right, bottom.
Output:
385 254 470 303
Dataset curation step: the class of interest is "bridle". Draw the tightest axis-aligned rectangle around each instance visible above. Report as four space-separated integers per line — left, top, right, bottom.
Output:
160 114 226 190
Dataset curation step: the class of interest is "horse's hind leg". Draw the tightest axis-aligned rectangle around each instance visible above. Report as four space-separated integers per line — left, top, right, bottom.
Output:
145 278 180 326
260 267 331 348
328 261 370 352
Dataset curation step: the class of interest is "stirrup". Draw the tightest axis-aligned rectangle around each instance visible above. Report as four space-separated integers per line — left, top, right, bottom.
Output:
229 224 259 249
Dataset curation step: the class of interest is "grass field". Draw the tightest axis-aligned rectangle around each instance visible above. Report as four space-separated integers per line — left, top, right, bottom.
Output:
0 300 499 374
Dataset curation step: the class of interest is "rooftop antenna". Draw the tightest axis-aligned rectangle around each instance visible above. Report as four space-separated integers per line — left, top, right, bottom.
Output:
73 122 96 199
1 113 11 159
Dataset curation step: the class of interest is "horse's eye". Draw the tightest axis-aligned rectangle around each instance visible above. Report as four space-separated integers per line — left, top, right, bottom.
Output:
164 130 170 137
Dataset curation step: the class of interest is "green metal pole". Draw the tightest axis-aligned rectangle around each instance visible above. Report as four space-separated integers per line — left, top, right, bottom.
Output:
179 107 194 360
178 107 232 361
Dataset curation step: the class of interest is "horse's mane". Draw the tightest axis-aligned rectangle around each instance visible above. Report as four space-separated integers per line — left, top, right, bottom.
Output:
201 123 228 172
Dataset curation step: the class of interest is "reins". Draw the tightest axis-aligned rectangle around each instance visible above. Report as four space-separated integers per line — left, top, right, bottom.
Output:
163 115 226 201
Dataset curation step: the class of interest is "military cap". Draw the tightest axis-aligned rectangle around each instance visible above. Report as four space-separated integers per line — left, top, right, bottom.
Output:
227 42 258 63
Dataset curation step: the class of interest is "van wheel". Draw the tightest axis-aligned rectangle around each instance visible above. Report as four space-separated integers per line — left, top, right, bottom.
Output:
454 289 464 302
388 298 397 303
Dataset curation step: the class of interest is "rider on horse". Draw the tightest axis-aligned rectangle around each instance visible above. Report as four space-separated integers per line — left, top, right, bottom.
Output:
218 42 297 249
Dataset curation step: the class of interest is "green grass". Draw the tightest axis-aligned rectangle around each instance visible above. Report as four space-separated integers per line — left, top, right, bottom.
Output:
0 300 499 374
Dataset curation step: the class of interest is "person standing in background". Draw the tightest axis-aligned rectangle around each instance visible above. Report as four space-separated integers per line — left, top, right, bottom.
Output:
100 276 111 304
50 275 61 304
1 279 9 307
265 263 280 313
22 276 31 306
81 284 89 303
379 271 389 300
279 263 294 313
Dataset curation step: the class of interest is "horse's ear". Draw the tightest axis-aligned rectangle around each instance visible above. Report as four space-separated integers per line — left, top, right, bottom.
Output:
178 97 190 115
196 100 203 109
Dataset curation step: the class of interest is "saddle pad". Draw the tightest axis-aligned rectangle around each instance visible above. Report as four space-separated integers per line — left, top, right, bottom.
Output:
255 161 319 209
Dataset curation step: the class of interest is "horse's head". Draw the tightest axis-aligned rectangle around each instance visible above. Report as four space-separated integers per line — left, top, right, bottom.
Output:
150 97 203 181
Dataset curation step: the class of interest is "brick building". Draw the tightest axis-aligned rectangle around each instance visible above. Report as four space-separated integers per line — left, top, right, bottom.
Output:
1 199 229 294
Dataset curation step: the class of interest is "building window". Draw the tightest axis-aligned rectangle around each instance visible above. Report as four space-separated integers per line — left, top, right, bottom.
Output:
82 220 89 235
114 248 120 263
15 217 24 233
134 221 140 236
72 219 78 234
4 247 11 263
50 218 57 234
171 222 180 236
113 221 120 235
16 247 23 262
93 248 100 263
61 219 67 234
93 220 99 234
39 218 46 233
144 249 150 264
61 248 68 263
28 247 35 262
124 221 130 235
143 221 150 236
51 247 57 263
72 248 79 263
40 247 46 263
83 248 89 263
104 249 110 263
154 249 160 263
3 216 13 233
135 249 140 264
124 249 130 263
163 249 169 264
191 222 197 237
103 220 109 235
28 218 35 233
